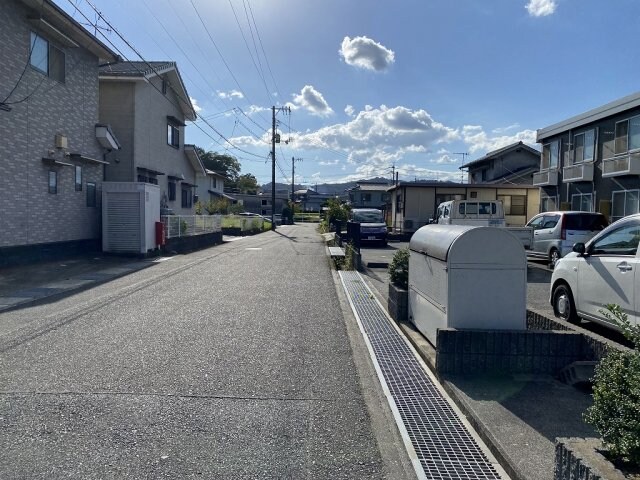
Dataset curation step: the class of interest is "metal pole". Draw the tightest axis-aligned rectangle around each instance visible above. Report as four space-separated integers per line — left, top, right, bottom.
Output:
271 106 276 230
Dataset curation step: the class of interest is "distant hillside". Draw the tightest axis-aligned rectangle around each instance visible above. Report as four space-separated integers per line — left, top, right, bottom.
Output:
260 177 392 195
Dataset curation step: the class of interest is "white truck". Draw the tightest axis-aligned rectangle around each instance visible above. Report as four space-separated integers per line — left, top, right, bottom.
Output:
433 200 533 250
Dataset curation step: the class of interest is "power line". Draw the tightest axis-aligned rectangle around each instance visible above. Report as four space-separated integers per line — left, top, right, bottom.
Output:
228 0 271 104
246 0 281 99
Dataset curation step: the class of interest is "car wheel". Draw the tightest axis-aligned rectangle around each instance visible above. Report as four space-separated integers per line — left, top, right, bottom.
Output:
552 283 579 324
549 249 560 269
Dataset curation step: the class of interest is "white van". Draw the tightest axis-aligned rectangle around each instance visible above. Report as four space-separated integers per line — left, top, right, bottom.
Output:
435 200 506 227
434 200 533 249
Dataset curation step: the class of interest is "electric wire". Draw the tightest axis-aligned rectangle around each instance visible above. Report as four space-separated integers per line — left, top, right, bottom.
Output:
246 0 281 99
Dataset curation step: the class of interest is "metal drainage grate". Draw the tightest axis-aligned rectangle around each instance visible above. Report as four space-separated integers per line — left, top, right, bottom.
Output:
340 271 504 480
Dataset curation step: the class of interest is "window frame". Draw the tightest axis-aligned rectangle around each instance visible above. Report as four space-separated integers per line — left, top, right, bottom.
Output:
611 189 640 223
571 193 593 212
498 194 526 216
48 170 57 194
181 186 193 208
29 32 65 83
589 223 640 257
86 182 96 207
167 124 180 149
74 165 82 192
168 181 176 201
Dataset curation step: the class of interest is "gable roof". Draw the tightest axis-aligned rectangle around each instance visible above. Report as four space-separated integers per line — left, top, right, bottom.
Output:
99 61 196 121
460 141 540 169
19 0 118 63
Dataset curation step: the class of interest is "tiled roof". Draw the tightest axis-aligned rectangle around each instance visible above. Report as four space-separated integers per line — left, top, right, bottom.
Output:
460 141 540 169
99 61 176 77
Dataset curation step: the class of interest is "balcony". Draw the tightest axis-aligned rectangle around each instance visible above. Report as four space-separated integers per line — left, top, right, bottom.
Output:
532 169 558 187
562 162 594 183
602 152 640 178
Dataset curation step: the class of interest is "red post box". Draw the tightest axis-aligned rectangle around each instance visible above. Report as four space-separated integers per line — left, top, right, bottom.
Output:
155 221 165 246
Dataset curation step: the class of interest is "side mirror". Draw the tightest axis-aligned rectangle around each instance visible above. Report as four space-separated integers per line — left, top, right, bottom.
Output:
573 242 586 255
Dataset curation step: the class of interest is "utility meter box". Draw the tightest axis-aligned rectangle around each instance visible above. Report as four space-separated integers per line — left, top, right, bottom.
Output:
102 182 160 254
408 224 526 346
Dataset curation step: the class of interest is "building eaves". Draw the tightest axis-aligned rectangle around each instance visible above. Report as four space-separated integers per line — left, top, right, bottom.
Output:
20 0 118 63
460 141 540 169
537 90 640 142
387 181 539 192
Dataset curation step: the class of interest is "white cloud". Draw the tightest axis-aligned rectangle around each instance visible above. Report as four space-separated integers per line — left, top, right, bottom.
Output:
189 96 202 114
339 36 395 72
344 104 355 117
526 0 557 17
462 125 537 154
492 123 520 134
318 159 340 166
431 154 458 165
218 89 244 99
292 85 334 117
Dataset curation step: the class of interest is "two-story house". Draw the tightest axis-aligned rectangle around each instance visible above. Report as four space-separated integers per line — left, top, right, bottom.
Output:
190 145 231 205
0 0 119 264
98 61 203 215
347 180 392 209
460 141 541 185
534 91 640 221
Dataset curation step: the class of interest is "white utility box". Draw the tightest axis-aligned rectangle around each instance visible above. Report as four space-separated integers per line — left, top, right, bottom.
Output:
408 224 526 346
102 182 160 254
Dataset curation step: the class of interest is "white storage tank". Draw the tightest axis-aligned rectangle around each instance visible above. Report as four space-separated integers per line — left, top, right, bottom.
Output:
408 224 526 346
102 182 160 254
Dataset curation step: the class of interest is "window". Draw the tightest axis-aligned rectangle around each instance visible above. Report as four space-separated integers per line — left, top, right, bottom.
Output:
30 32 48 73
262 199 268 206
168 181 176 201
48 170 57 194
396 194 402 213
75 166 82 191
498 195 526 216
167 124 179 148
540 196 556 212
470 191 478 198
542 140 560 169
212 178 217 189
29 32 65 82
181 187 192 208
362 193 371 202
615 116 640 155
481 169 487 181
86 182 96 207
571 193 592 212
590 223 640 256
612 190 640 222
573 129 595 164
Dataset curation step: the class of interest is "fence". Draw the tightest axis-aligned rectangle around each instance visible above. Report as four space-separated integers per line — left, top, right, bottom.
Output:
294 213 321 223
221 215 269 232
162 215 222 238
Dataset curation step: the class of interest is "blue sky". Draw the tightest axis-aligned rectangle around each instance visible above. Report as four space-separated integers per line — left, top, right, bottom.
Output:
61 0 640 185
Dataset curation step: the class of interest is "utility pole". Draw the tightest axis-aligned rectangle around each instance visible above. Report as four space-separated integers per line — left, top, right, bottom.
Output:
391 164 395 186
270 105 291 230
453 152 470 183
291 157 302 201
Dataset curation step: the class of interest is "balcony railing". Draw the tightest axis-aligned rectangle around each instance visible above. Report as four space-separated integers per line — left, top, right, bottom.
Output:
162 215 222 238
602 152 640 178
532 169 558 187
562 162 594 183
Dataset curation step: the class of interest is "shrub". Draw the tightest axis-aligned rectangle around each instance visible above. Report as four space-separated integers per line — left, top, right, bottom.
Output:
388 248 409 289
583 304 640 465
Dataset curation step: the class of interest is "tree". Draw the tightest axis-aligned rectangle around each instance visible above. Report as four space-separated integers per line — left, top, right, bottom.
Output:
236 174 258 194
195 147 241 183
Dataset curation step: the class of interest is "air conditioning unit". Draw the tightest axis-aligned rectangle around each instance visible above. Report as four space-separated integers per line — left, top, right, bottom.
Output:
55 134 68 149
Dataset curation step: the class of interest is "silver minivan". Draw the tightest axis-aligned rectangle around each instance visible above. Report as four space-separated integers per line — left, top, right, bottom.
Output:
526 211 608 267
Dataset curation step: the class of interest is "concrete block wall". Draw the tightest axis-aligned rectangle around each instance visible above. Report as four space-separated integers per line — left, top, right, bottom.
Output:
436 329 584 376
0 0 104 250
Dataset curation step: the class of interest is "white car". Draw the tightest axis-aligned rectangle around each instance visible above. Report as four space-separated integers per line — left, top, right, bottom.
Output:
550 213 640 330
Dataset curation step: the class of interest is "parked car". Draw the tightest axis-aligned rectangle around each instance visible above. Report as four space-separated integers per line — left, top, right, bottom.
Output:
525 211 608 267
550 213 640 329
349 208 388 246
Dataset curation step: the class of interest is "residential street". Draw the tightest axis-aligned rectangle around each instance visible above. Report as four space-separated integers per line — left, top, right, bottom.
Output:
0 224 415 479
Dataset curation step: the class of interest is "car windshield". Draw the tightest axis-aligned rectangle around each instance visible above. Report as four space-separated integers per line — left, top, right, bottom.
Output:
352 211 384 223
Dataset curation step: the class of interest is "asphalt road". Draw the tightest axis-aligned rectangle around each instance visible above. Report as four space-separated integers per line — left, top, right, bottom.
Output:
0 224 416 479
